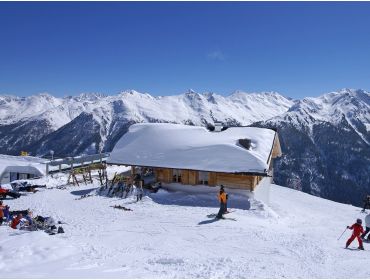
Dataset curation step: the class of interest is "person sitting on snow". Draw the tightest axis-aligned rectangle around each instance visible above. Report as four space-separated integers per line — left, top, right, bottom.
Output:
361 213 370 241
346 218 364 250
3 205 10 222
24 210 34 226
0 201 4 225
10 214 23 229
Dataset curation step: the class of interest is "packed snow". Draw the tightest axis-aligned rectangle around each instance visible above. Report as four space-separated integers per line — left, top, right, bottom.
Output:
1 167 370 278
108 123 278 174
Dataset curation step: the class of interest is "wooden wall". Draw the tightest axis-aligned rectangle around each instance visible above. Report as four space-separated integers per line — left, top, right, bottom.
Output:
188 170 198 185
155 168 173 183
181 170 189 184
213 172 256 190
153 168 258 190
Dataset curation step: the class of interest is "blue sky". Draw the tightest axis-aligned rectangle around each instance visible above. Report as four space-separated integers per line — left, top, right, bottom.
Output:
1 2 370 99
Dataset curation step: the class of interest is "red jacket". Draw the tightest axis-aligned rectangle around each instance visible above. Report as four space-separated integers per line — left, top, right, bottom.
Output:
349 223 364 236
10 217 21 229
0 188 8 194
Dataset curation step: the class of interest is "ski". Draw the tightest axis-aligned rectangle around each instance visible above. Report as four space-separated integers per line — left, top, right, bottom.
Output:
345 248 365 251
207 210 236 218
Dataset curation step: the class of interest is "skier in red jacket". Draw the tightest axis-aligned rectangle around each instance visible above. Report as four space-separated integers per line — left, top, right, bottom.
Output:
346 218 364 250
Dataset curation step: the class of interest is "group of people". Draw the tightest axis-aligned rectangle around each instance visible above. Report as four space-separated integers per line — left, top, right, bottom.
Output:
0 200 64 234
0 200 32 229
345 214 370 250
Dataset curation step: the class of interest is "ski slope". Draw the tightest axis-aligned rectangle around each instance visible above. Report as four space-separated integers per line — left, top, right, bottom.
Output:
0 172 369 278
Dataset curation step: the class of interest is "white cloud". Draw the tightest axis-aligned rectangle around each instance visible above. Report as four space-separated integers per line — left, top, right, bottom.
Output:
207 50 225 61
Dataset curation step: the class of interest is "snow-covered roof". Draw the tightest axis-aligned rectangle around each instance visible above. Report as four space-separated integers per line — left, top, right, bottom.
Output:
0 154 47 181
107 123 279 174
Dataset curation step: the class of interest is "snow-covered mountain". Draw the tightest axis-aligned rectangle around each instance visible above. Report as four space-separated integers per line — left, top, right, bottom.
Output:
254 88 370 205
0 88 369 206
0 90 293 155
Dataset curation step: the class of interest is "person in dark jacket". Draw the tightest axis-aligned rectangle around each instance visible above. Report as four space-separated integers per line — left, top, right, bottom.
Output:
3 205 10 222
362 195 370 212
346 218 364 250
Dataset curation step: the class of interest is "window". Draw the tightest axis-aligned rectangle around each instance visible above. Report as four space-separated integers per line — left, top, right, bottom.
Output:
19 173 29 180
173 169 182 183
198 171 209 185
10 172 18 182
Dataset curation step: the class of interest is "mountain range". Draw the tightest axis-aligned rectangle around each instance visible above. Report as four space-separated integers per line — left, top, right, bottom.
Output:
0 88 369 205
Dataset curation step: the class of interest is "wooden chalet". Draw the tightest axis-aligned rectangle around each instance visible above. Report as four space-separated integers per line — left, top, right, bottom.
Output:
107 123 282 191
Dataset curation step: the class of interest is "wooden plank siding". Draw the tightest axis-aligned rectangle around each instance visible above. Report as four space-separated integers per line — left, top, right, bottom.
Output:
153 168 258 191
214 172 256 190
271 134 282 159
181 169 190 184
155 168 173 183
208 172 217 186
188 170 198 185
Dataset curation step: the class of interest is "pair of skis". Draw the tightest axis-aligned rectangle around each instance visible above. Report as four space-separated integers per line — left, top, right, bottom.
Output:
207 210 237 221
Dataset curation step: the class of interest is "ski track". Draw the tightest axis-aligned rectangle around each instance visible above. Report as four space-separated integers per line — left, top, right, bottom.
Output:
0 180 369 278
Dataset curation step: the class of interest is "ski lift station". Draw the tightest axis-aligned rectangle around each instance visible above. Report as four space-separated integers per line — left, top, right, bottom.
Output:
107 123 282 203
0 153 110 184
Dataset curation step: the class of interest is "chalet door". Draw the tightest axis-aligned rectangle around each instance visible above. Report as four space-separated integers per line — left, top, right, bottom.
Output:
198 171 209 185
172 169 182 183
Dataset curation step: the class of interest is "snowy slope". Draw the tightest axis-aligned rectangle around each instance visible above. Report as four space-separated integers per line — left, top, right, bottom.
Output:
1 171 370 278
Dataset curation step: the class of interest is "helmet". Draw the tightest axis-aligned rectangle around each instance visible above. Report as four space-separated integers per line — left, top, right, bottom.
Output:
357 218 362 224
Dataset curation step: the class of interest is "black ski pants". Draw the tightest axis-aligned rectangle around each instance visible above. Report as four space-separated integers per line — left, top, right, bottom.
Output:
216 202 226 218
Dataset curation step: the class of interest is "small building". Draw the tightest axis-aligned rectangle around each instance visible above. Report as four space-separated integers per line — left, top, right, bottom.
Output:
107 123 282 198
0 153 112 185
0 155 48 184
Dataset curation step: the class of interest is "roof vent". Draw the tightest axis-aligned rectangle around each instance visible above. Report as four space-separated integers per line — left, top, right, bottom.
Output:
214 122 223 132
239 138 252 150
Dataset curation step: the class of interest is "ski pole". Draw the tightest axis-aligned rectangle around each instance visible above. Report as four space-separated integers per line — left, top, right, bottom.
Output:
337 227 348 241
